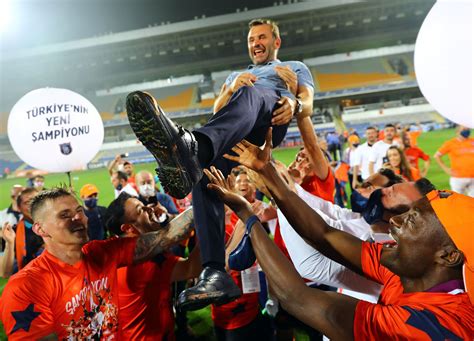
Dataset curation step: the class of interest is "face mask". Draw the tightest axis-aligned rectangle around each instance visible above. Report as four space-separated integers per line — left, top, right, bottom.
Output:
139 184 155 198
460 129 471 138
350 190 369 213
116 183 123 191
84 197 98 209
362 189 385 225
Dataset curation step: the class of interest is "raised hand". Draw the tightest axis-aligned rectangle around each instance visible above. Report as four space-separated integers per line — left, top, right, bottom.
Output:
2 222 15 244
230 73 257 93
272 96 297 126
205 167 253 221
227 172 237 191
224 128 273 172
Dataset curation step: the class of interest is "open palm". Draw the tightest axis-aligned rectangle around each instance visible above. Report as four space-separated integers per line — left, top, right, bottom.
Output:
224 128 273 171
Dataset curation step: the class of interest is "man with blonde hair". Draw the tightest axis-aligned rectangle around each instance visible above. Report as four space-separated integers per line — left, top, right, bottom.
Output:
0 187 195 339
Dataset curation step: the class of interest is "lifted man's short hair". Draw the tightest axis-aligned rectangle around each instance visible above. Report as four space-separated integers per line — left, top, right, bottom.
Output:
248 18 280 39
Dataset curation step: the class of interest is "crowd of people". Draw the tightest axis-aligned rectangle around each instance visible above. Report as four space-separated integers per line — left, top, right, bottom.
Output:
0 18 473 340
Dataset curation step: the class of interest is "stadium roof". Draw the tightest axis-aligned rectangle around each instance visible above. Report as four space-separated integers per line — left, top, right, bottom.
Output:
1 0 435 108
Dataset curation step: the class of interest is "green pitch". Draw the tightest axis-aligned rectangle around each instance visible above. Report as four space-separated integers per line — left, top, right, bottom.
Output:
0 128 455 208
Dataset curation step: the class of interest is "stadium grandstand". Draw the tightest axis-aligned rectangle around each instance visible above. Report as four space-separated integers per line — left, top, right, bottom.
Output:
0 0 445 176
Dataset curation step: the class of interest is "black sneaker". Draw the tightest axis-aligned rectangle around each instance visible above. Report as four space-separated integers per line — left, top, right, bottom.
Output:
126 91 203 199
177 267 242 311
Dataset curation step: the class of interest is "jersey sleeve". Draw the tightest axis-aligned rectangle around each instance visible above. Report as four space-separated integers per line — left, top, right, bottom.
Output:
436 140 452 155
293 62 314 91
0 273 55 339
360 242 393 285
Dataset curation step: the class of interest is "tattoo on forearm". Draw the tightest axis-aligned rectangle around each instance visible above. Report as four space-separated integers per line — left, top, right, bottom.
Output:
134 208 194 262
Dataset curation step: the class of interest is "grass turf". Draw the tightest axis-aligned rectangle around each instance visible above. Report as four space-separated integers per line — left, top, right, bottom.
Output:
0 128 457 338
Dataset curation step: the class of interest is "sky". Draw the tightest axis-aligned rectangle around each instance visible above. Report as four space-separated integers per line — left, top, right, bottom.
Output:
1 0 283 51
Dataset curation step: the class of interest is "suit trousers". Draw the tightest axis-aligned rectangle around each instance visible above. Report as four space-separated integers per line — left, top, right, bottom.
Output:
192 85 289 265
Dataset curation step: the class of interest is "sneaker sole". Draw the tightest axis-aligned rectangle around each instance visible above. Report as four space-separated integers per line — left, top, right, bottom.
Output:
126 91 193 199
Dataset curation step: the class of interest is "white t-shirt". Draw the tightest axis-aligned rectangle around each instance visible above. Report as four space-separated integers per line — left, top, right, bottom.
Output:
368 140 394 174
352 142 373 180
278 184 382 302
0 206 20 227
114 183 139 198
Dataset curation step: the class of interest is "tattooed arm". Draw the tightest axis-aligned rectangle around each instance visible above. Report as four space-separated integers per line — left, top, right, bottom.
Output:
133 207 194 263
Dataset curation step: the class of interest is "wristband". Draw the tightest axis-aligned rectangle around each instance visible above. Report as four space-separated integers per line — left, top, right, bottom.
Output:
245 215 260 234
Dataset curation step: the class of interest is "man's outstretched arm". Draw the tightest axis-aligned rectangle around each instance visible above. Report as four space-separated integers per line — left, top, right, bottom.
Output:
259 162 363 274
294 84 329 181
224 130 363 274
297 115 329 180
251 218 358 340
133 207 194 263
205 167 359 340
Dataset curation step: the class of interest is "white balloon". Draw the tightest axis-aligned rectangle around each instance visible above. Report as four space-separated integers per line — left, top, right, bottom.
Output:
414 0 473 128
8 88 104 173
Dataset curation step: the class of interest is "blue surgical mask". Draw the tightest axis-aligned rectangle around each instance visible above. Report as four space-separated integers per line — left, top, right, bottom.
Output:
460 129 471 138
84 197 98 209
116 183 123 191
362 189 385 224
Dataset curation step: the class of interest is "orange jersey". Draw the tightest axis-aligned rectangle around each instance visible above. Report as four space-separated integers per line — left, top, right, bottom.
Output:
301 166 335 203
0 237 136 340
211 269 260 330
409 167 421 181
404 146 430 170
211 221 260 330
394 167 421 181
354 242 474 340
437 137 474 178
117 253 179 340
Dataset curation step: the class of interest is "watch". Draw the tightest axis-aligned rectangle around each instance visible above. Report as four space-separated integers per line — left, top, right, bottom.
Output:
295 98 303 115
